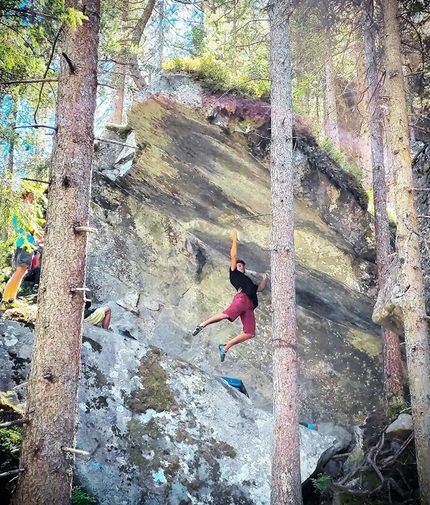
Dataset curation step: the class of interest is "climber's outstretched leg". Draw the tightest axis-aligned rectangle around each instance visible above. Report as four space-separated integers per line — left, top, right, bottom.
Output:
192 312 230 336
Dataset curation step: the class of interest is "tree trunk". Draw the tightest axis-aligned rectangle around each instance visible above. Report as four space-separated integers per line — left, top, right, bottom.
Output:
7 94 18 174
11 1 100 504
157 0 165 68
355 47 373 190
111 61 126 124
269 1 302 504
382 0 430 502
129 0 156 89
324 55 340 150
362 0 404 410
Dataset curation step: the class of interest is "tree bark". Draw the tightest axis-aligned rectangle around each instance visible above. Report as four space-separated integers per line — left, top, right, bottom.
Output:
111 61 126 124
11 1 100 504
7 93 18 174
129 0 156 89
362 0 404 410
269 1 302 504
355 46 373 190
157 0 165 68
382 0 430 502
324 54 340 150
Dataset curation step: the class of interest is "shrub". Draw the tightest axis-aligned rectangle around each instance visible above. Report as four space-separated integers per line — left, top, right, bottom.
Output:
320 138 362 180
71 487 95 505
311 473 332 495
162 55 270 98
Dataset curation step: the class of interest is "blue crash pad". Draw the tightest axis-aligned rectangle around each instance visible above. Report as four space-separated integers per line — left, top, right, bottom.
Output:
221 376 249 397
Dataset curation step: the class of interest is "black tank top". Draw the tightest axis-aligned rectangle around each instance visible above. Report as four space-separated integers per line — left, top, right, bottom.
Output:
229 268 258 308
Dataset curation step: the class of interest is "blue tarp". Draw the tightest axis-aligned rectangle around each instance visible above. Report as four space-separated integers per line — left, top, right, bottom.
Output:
220 376 249 397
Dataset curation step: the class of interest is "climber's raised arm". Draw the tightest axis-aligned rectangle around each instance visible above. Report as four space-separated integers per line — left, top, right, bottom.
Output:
230 230 238 270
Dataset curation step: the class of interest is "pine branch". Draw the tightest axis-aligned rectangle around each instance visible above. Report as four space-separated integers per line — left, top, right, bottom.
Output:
1 79 57 85
34 24 63 124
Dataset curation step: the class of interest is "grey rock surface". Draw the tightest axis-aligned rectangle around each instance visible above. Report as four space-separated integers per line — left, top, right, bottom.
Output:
0 319 336 505
317 422 353 452
385 413 414 440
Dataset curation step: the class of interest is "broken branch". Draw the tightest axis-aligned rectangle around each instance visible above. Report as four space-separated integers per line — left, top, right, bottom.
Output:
0 418 29 428
0 469 24 479
95 137 137 149
62 447 90 456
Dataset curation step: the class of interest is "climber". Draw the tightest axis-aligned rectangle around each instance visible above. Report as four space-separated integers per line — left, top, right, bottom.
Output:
192 230 267 362
84 300 112 330
2 191 42 306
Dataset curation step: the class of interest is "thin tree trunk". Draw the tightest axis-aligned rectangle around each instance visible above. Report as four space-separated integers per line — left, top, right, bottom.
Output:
7 95 18 174
355 47 373 190
129 0 156 89
157 0 165 68
362 0 404 410
382 1 430 502
111 61 126 124
269 1 302 504
324 55 340 150
111 1 129 124
11 1 100 504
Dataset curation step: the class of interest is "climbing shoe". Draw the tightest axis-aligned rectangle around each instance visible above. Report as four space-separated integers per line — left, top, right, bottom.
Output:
192 325 204 336
219 344 227 363
1 300 17 311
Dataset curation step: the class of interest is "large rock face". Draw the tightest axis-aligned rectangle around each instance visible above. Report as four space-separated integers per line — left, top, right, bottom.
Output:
88 74 383 425
0 320 335 505
0 74 386 504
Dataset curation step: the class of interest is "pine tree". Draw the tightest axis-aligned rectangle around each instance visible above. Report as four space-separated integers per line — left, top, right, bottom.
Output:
382 0 430 501
11 1 101 503
362 0 404 410
269 0 302 503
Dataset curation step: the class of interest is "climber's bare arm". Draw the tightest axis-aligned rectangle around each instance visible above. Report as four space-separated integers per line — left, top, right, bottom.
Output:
230 230 238 270
257 273 267 292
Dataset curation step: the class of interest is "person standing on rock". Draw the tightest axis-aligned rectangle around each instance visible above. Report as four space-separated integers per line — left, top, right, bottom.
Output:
192 230 267 362
2 190 42 307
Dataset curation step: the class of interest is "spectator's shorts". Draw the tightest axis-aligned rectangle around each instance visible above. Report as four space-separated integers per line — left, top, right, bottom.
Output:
13 248 33 268
84 307 107 325
223 292 256 335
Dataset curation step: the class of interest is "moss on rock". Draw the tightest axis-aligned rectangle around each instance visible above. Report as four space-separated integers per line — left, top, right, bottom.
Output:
125 348 177 414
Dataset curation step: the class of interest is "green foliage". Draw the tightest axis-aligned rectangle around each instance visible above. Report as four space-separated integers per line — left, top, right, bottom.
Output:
311 473 332 495
0 427 22 501
61 7 87 29
366 189 397 229
99 0 125 57
71 487 95 505
0 1 66 166
320 138 362 180
190 25 205 56
163 55 269 98
0 1 65 85
0 392 23 502
387 402 408 421
0 427 22 453
0 238 13 294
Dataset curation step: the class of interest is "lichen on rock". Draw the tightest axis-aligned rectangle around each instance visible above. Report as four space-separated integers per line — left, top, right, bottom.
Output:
125 347 178 414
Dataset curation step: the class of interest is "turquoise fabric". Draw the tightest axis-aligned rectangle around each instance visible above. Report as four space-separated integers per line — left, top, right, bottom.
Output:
12 214 36 250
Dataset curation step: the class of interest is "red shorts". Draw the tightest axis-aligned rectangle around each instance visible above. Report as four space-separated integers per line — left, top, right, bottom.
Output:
223 292 256 335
